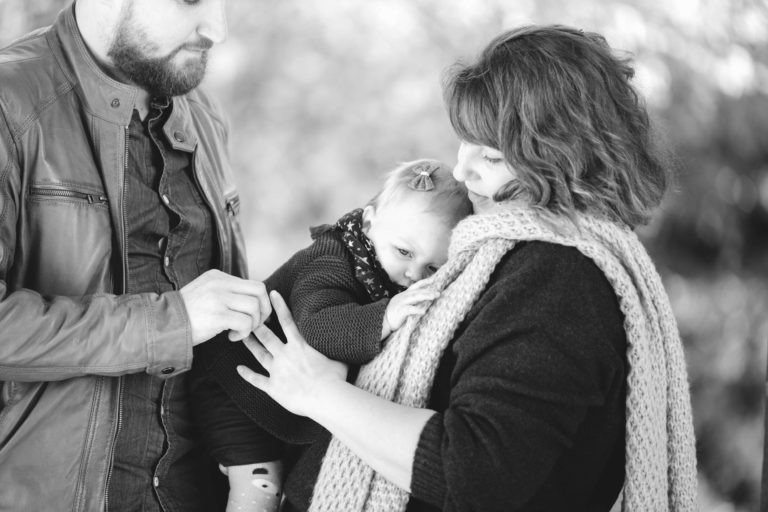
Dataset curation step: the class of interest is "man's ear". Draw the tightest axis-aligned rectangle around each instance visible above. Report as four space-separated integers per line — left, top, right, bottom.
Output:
362 205 375 232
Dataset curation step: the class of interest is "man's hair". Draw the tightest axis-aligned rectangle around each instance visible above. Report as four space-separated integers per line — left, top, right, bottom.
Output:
369 159 473 228
443 25 670 227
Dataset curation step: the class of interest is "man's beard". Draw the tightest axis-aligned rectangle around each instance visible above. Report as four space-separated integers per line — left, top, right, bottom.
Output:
107 20 212 97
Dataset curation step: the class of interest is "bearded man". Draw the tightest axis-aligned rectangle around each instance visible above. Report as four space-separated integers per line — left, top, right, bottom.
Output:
0 1 270 510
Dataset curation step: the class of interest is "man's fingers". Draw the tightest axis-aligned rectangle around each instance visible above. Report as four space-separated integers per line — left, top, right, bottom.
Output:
228 329 249 341
237 365 269 390
211 273 272 323
222 310 254 341
269 291 302 343
256 291 272 324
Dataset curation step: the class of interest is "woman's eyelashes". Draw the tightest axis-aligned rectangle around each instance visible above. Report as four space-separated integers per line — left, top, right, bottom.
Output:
482 154 503 164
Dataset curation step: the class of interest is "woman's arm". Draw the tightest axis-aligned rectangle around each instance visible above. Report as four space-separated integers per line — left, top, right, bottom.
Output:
237 291 435 490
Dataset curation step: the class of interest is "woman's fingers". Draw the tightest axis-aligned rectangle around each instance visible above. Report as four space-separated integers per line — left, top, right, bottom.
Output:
269 291 303 343
243 336 274 371
236 365 269 390
250 323 284 356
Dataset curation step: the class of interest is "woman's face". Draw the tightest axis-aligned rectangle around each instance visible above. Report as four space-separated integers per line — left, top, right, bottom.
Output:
453 142 517 213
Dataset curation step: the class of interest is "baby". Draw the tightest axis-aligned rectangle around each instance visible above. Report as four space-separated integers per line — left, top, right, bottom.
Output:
191 159 472 512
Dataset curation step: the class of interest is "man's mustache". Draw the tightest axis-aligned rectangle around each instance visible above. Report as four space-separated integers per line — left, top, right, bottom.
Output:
182 38 214 52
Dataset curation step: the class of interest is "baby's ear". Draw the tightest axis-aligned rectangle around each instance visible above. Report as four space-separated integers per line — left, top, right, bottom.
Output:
362 205 376 231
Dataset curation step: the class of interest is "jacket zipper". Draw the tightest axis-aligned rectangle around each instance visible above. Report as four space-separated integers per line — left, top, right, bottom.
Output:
29 186 108 204
103 125 129 510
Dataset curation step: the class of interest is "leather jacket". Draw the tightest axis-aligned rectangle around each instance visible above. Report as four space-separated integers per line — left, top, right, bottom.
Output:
0 5 247 511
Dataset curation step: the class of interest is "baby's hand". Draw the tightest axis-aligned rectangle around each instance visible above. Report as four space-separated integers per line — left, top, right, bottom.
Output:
384 280 440 334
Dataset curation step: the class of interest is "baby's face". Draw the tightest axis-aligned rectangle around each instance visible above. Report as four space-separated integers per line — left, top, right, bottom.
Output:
364 196 452 288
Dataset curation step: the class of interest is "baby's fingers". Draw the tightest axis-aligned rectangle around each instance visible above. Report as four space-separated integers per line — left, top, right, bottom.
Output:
401 289 440 305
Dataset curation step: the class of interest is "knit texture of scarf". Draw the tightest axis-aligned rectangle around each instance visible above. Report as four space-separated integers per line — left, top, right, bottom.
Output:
308 206 698 512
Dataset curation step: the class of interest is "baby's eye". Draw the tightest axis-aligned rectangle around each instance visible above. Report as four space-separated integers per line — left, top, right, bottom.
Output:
396 247 411 257
426 265 440 275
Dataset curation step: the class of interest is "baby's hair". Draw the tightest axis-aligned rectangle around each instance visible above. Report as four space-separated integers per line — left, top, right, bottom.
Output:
368 159 473 228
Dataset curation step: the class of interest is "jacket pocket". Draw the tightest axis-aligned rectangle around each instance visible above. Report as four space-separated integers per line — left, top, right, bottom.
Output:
28 184 109 207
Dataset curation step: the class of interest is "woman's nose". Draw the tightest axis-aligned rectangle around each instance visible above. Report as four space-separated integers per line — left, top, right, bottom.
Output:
453 142 473 182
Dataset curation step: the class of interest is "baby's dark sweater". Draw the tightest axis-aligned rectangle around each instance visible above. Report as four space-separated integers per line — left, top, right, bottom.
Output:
190 228 394 462
282 241 628 512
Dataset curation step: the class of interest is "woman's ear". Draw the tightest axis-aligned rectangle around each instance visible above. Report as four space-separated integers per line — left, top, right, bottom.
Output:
362 205 376 232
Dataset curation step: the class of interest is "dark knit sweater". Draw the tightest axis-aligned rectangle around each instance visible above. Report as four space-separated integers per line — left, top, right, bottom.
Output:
281 241 628 512
191 227 399 463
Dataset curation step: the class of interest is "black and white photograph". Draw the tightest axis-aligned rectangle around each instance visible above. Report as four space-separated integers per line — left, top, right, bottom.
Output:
0 1 765 511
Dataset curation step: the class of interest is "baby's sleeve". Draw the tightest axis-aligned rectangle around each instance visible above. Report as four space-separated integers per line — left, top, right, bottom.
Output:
289 254 389 364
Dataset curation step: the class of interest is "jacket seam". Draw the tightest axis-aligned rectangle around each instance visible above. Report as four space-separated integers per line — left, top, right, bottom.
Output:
0 363 146 374
143 294 155 372
72 376 103 512
186 95 226 130
0 105 17 231
12 81 76 140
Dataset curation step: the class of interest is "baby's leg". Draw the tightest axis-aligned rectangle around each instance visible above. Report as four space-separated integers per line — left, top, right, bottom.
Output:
222 460 283 512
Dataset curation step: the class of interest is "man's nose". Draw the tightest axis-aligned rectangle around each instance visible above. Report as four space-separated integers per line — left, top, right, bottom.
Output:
198 0 228 44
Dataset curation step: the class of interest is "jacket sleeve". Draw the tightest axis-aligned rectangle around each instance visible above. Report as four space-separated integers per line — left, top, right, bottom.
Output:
408 246 626 511
0 105 192 382
289 255 389 364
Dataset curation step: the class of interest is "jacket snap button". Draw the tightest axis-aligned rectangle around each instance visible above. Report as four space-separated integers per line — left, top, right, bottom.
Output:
161 367 175 375
110 98 120 108
173 131 186 143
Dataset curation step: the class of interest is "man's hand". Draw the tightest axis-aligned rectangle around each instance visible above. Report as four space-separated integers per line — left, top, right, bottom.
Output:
383 280 439 336
180 269 271 345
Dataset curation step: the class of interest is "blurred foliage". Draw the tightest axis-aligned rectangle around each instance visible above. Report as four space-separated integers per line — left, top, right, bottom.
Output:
2 0 767 510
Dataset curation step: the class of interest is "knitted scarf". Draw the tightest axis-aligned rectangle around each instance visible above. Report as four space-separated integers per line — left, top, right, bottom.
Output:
308 206 698 512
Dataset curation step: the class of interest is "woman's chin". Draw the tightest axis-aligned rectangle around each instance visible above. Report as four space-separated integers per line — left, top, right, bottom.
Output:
468 191 495 213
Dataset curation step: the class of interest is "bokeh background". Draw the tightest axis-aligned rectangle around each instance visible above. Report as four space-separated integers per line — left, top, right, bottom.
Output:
1 0 766 510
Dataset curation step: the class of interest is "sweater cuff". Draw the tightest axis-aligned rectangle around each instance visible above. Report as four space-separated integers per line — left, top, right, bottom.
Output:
410 412 446 506
144 290 193 378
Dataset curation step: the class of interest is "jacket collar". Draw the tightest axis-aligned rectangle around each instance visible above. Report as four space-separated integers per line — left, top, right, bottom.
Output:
48 4 138 126
47 2 199 150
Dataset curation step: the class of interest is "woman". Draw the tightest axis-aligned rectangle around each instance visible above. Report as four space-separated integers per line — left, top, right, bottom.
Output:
237 25 698 511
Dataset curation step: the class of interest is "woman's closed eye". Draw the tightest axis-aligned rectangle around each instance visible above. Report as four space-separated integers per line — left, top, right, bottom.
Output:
482 154 504 164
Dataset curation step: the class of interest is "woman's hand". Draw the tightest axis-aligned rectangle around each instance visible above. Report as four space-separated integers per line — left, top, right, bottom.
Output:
237 291 348 417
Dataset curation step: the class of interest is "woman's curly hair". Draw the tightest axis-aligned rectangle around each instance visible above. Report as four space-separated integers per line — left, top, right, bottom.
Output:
444 25 670 227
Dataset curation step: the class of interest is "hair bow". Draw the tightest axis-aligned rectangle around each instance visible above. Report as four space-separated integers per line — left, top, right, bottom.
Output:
408 162 437 191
